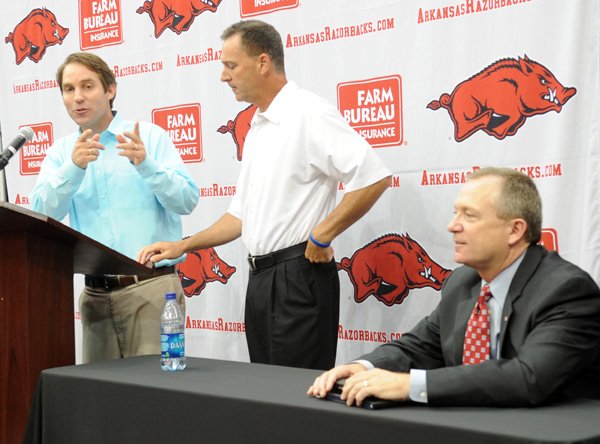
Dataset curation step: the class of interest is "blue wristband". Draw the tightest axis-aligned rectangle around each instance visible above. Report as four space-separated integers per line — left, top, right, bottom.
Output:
309 233 331 248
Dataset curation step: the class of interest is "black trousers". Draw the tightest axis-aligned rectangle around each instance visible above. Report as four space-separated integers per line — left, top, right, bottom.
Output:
245 255 340 370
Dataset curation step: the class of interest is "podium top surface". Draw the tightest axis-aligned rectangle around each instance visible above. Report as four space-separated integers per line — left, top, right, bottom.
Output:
0 202 154 276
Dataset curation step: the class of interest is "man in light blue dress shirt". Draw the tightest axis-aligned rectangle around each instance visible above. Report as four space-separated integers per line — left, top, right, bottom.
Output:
31 52 199 363
308 167 600 406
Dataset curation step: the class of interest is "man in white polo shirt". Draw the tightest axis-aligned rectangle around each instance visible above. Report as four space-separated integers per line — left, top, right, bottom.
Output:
138 20 391 370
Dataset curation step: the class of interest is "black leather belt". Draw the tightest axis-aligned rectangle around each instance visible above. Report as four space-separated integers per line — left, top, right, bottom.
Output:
84 266 175 290
247 242 307 272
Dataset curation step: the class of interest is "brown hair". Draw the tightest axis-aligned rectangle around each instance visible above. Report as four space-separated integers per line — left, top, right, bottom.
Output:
221 20 285 73
56 52 117 107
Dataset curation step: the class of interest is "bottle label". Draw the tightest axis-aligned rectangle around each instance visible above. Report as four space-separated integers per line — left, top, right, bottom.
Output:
161 332 185 358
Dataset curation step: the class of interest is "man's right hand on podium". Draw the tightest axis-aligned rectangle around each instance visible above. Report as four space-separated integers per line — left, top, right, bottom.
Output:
137 240 185 266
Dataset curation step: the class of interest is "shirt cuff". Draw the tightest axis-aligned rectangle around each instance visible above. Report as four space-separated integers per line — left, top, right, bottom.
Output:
154 254 186 268
62 159 86 183
353 359 374 370
134 156 159 178
409 369 428 403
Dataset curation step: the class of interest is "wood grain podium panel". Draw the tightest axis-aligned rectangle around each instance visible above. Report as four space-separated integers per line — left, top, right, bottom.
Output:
0 202 156 443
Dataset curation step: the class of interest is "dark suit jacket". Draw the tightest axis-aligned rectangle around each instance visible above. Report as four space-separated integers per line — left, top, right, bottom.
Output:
360 244 600 406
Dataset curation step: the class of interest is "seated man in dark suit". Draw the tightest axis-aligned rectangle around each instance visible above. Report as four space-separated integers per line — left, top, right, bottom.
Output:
308 167 600 407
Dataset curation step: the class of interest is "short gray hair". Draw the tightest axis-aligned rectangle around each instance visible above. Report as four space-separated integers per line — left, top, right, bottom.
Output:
469 167 542 243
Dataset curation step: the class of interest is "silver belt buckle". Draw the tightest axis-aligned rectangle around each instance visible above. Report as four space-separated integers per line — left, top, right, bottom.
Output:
116 275 139 287
248 256 257 271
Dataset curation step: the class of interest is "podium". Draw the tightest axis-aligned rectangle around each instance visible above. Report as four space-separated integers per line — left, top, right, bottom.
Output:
0 202 157 443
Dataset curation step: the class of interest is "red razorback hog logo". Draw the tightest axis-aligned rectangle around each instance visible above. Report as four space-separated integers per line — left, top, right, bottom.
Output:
217 105 257 161
136 0 222 38
337 233 452 306
177 247 236 297
427 55 576 142
5 8 69 64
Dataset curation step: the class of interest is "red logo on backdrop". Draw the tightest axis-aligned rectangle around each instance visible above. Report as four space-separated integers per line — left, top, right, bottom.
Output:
14 194 30 205
79 0 123 50
5 8 69 64
177 247 237 297
152 104 203 163
338 75 403 148
217 104 257 161
427 55 577 142
240 0 299 18
338 233 451 306
137 0 223 38
539 228 559 252
19 123 53 176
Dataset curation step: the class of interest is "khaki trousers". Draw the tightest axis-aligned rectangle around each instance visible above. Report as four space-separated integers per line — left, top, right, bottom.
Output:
79 274 185 363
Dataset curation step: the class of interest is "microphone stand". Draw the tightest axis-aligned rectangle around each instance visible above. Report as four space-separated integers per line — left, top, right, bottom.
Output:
0 126 8 202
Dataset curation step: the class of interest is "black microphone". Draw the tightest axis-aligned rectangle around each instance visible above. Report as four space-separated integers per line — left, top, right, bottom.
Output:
0 127 35 171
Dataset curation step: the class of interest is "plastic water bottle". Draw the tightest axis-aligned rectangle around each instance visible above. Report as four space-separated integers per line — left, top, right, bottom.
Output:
160 292 186 371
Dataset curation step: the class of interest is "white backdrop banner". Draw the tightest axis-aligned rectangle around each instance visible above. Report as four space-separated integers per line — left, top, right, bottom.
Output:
1 0 598 365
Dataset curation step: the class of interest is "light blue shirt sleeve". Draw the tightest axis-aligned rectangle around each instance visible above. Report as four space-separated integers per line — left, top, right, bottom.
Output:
354 359 374 370
31 133 85 221
409 369 428 403
132 124 199 215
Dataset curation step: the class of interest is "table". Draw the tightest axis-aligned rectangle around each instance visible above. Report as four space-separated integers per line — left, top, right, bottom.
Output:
24 356 600 444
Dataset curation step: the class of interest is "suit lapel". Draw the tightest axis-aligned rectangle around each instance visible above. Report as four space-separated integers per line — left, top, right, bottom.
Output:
497 244 545 356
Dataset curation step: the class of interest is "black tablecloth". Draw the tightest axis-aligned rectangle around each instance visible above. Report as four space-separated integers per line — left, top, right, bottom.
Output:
24 355 600 444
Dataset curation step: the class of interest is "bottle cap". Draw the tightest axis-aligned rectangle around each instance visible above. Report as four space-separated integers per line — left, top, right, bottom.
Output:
165 292 177 300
